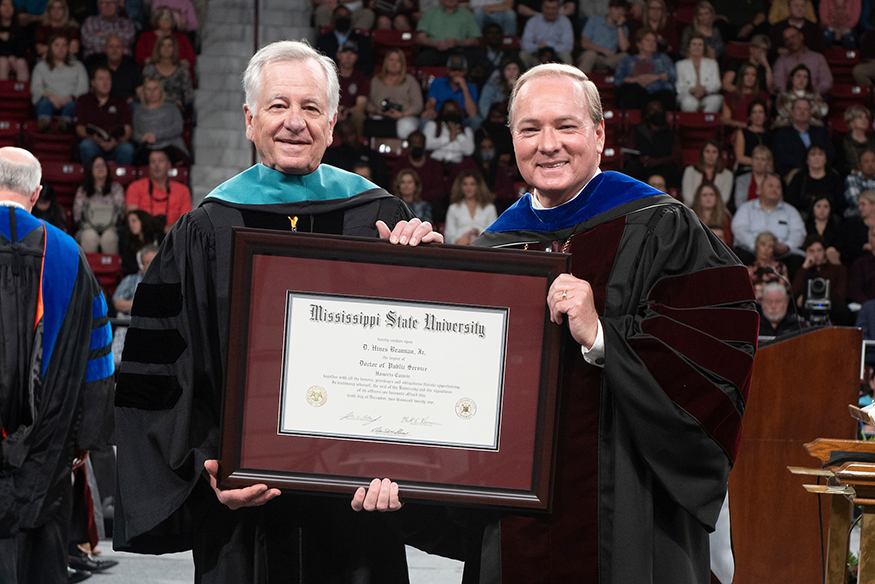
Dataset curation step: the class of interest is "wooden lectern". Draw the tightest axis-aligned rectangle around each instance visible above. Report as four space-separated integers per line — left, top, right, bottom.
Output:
730 327 862 584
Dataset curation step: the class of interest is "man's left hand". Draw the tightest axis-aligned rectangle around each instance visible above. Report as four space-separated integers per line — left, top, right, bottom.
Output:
377 218 444 246
351 478 403 511
547 274 599 349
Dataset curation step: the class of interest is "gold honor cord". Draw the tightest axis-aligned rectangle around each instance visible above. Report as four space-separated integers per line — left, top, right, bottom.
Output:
288 216 298 232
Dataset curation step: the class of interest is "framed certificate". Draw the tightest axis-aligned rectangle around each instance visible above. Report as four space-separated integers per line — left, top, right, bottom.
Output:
219 229 569 510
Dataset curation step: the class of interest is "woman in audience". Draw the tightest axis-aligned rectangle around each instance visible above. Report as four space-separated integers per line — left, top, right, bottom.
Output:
680 1 723 59
0 0 29 81
792 233 850 323
805 195 843 263
734 144 773 209
774 65 828 127
748 230 789 300
681 139 733 206
478 57 521 120
141 35 193 110
424 99 475 164
839 190 875 265
133 77 189 165
630 0 678 56
615 29 677 112
722 34 772 94
135 5 195 76
675 33 723 113
30 34 88 132
444 170 497 245
784 144 845 216
839 105 875 175
392 169 432 223
34 0 80 59
365 49 422 139
722 62 770 130
73 156 126 254
691 183 733 246
120 208 162 275
733 100 772 175
820 0 860 49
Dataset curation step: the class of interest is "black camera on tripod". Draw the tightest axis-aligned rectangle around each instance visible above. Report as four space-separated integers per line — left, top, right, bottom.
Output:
805 277 831 325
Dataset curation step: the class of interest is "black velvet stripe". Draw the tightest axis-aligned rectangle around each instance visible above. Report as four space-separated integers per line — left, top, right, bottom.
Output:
115 372 183 410
131 283 184 318
122 329 187 364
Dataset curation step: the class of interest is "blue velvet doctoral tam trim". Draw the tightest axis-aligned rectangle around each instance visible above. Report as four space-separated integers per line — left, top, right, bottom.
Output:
486 171 663 233
205 164 379 205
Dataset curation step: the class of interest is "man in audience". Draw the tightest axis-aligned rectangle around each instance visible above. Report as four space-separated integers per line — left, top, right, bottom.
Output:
125 148 191 232
415 0 482 66
771 27 832 93
420 54 479 127
74 67 135 166
391 130 447 203
759 281 806 336
315 6 375 75
624 99 682 187
322 120 390 188
81 0 137 58
336 41 370 136
732 173 806 268
846 149 875 217
577 0 629 72
469 0 516 35
769 0 825 56
0 147 114 584
772 98 834 177
519 0 575 68
467 23 516 87
85 34 143 105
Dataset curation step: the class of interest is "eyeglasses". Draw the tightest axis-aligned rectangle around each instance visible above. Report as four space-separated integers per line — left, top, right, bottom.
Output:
93 162 107 168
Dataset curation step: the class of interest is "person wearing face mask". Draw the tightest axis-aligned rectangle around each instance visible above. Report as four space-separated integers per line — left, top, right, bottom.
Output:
391 130 447 208
423 98 476 164
472 134 515 208
315 5 375 74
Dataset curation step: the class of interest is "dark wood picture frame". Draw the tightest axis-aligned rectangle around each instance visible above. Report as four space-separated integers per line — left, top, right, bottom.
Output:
218 228 569 510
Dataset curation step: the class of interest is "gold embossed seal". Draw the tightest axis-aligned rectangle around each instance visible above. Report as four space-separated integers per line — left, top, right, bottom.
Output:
455 398 476 419
306 385 327 407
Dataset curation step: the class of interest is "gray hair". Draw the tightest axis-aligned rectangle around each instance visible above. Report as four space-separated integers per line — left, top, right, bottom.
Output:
507 63 603 130
242 40 340 119
762 281 788 299
0 147 41 197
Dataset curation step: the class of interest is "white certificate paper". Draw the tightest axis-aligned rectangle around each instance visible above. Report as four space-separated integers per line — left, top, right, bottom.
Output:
279 292 508 450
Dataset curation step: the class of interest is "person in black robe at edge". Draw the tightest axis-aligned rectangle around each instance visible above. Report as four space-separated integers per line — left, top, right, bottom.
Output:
112 40 443 584
360 63 759 584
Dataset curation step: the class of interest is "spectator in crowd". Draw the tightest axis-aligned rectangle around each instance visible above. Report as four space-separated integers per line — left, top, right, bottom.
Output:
352 161 372 180
682 139 733 206
122 0 148 30
472 133 515 206
772 98 834 177
315 6 375 75
313 0 375 30
466 23 516 88
734 144 773 208
519 0 575 69
792 233 851 323
624 98 682 186
853 30 875 86
0 0 28 80
141 34 193 110
421 54 479 127
846 149 875 216
646 173 667 191
774 65 828 127
30 34 88 132
336 40 370 136
712 0 767 42
74 66 134 165
722 62 771 130
73 155 125 253
733 174 806 268
415 0 482 66
851 227 875 304
393 169 432 222
322 119 391 188
477 101 513 159
759 281 806 336
365 48 423 139
840 189 875 264
391 130 447 203
680 1 723 59
81 0 136 58
31 181 67 230
805 195 842 263
477 56 519 125
443 169 497 244
469 0 516 35
722 34 772 94
675 33 722 112
85 34 143 104
577 0 629 73
732 100 772 175
133 77 188 165
151 0 199 33
770 0 825 54
113 243 158 315
768 0 817 24
125 148 190 232
134 5 196 76
747 230 791 299
839 105 875 175
819 0 859 49
119 208 162 275
691 183 733 245
614 29 676 111
630 0 678 56
423 98 476 163
772 26 832 93
33 0 79 59
785 144 845 215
